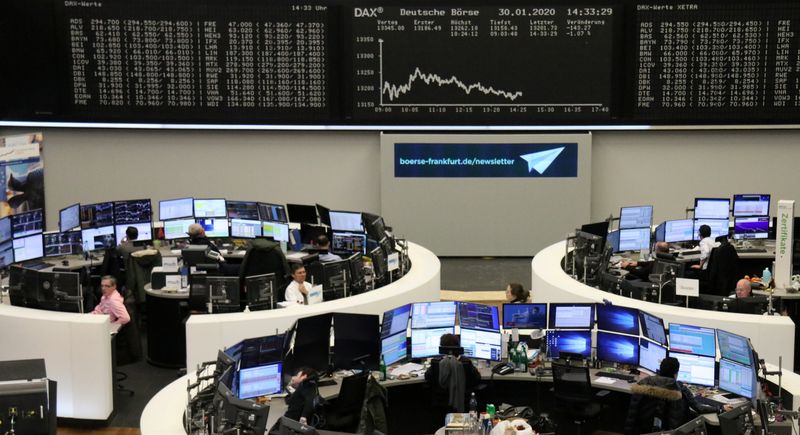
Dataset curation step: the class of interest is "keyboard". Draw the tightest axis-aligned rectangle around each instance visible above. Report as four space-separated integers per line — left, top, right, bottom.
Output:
678 250 701 256
595 371 635 382
737 248 767 253
25 261 55 271
694 395 724 408
317 378 337 387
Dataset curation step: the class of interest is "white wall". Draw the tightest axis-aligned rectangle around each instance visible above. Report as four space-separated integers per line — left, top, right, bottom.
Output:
3 127 800 254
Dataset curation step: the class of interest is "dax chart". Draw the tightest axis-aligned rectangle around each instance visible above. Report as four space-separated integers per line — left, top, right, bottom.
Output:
351 5 616 122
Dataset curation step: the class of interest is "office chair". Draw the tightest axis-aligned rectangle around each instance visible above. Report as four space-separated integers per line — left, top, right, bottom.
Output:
125 249 162 327
706 243 740 297
115 288 143 396
238 238 291 308
323 372 368 432
551 360 603 435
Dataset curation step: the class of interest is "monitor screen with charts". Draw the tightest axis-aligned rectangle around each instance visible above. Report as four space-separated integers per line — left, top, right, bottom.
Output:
238 362 282 399
411 301 456 329
411 327 454 359
114 222 152 245
671 352 716 387
639 339 667 373
546 330 591 359
717 329 752 366
669 323 716 357
549 303 594 329
159 197 194 221
460 328 502 361
664 219 695 243
502 303 547 329
80 225 116 251
619 205 653 229
596 304 639 336
733 194 770 217
381 304 411 339
596 331 639 365
226 200 260 220
194 198 227 218
80 202 114 229
196 218 229 238
695 198 731 219
163 218 195 240
639 311 668 346
44 231 82 257
733 217 769 240
114 199 152 224
693 219 730 240
331 231 367 255
13 234 43 262
718 358 757 399
257 203 287 223
458 302 499 331
262 221 289 242
618 227 651 252
329 211 363 232
12 209 44 238
381 331 407 366
59 203 81 232
230 219 262 239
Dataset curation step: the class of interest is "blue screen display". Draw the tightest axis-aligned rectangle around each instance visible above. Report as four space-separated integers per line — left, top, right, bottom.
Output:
669 323 716 357
719 359 756 399
382 304 411 339
596 331 639 365
717 329 752 366
671 352 716 387
639 339 667 373
639 311 668 346
596 304 639 335
546 330 591 359
381 332 407 366
619 205 653 230
411 302 456 329
502 303 547 329
458 302 499 331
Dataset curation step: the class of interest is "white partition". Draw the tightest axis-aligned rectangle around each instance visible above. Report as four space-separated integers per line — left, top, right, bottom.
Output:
532 241 795 369
185 242 440 369
0 304 115 420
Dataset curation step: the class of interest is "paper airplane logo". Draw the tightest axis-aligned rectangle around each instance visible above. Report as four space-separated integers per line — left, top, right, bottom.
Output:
520 147 565 174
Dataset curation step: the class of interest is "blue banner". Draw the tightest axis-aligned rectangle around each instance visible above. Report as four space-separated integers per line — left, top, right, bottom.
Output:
394 142 578 177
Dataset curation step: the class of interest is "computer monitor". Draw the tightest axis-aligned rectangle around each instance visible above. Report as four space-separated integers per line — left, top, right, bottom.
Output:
321 259 347 299
196 218 229 238
230 219 261 239
654 221 666 242
695 197 731 219
671 352 716 387
224 340 244 364
114 222 153 245
718 358 757 400
333 312 380 370
596 331 639 365
329 211 363 232
639 311 668 346
363 213 388 242
693 219 730 240
717 329 752 366
546 330 592 359
113 199 152 224
411 301 457 329
8 265 38 307
12 234 43 262
548 303 594 329
668 323 716 357
261 221 289 242
245 273 277 311
217 384 270 434
347 253 365 291
502 303 547 329
226 200 259 220
59 203 80 232
11 209 43 237
239 334 286 369
673 416 708 435
596 304 639 335
238 362 282 399
619 205 653 230
733 217 769 240
159 197 194 221
0 216 11 243
291 313 333 372
369 245 387 282
460 328 502 361
411 326 454 359
36 270 83 313
733 194 770 217
719 403 755 435
79 203 113 229
0 240 13 269
664 219 695 243
44 230 82 257
286 204 318 225
79 225 115 252
381 332 407 366
207 276 240 312
652 258 685 279
606 230 620 253
331 231 367 255
193 198 227 218
581 221 610 239
163 218 195 240
618 227 651 252
638 339 667 373
381 304 411 339
257 202 287 223
458 302 499 331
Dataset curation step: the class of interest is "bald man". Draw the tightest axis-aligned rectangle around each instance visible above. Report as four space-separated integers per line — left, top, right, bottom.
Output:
187 223 221 254
734 279 752 298
620 241 671 269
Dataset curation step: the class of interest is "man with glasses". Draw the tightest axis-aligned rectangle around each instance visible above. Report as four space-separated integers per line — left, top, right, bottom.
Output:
90 275 130 325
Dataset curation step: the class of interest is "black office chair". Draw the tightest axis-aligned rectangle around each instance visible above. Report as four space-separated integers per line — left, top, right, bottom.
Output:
706 242 740 296
323 372 368 432
551 360 604 435
239 238 291 307
115 288 143 396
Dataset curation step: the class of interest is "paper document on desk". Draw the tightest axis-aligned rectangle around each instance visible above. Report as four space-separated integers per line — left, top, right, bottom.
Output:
390 362 424 376
286 252 307 260
593 377 618 385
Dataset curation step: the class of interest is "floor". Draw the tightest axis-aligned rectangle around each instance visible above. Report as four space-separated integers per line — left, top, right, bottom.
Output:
56 257 530 432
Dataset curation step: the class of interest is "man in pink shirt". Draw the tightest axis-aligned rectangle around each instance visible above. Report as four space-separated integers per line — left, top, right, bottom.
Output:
90 276 130 325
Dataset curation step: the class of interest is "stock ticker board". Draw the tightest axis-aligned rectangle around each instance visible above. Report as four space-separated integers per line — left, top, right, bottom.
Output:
349 6 616 123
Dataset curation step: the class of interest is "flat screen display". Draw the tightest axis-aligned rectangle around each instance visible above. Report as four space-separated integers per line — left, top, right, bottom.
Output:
664 219 695 243
194 198 227 218
226 200 260 220
502 303 547 329
0 217 11 243
411 301 456 329
546 330 591 359
59 203 81 232
381 304 411 338
44 231 82 257
619 205 653 229
238 362 283 399
460 328 502 361
693 219 730 240
639 311 668 346
0 240 13 269
159 197 194 221
596 304 639 335
717 329 752 366
329 211 363 232
163 218 195 240
381 332 407 366
80 225 116 251
733 194 770 217
230 219 262 239
80 202 114 229
262 221 290 242
671 352 716 387
12 234 43 262
548 303 594 329
114 222 152 245
411 327 454 359
286 204 318 225
596 331 639 365
639 339 667 373
258 203 288 223
12 209 44 238
719 358 757 399
695 198 730 219
113 199 152 224
331 231 367 255
458 302 499 331
668 323 716 357
196 218 229 238
733 217 769 240
618 227 651 252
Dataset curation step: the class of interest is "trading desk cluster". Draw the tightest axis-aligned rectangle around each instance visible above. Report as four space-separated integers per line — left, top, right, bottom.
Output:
570 194 779 313
184 299 764 433
2 197 400 314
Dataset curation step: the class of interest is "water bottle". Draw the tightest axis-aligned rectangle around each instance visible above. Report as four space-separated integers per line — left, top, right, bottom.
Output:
469 392 478 421
762 267 772 287
379 354 387 381
180 265 188 289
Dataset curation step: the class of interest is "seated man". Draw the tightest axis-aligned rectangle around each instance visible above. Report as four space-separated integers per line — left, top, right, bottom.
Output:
424 333 481 413
285 263 311 304
116 225 144 261
187 223 240 276
733 278 752 298
90 275 130 325
284 367 319 425
624 357 730 435
315 234 342 263
621 241 671 280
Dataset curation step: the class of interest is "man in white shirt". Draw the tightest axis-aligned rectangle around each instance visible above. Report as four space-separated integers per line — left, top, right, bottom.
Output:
285 263 311 304
691 224 718 271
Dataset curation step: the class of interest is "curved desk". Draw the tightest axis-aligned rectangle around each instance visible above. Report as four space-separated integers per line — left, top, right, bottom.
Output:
0 303 116 420
185 242 440 369
145 286 190 368
532 241 795 369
